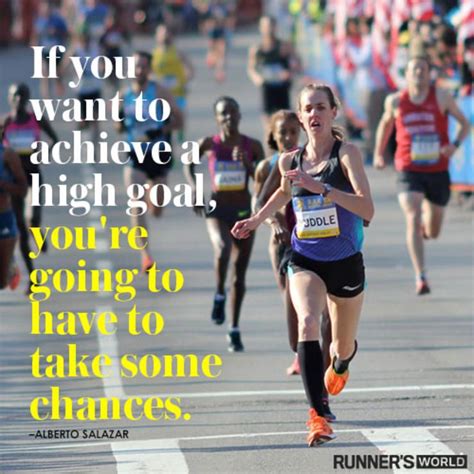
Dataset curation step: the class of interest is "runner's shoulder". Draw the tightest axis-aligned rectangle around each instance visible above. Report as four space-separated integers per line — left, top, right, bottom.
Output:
255 157 272 181
385 91 401 112
279 148 299 172
199 135 214 153
339 141 364 167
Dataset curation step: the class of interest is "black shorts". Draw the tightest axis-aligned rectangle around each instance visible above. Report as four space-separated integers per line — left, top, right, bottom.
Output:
288 251 365 298
0 209 17 240
279 245 292 276
19 157 41 188
206 202 251 227
129 148 173 180
397 170 451 207
78 91 102 121
208 27 226 40
262 83 290 115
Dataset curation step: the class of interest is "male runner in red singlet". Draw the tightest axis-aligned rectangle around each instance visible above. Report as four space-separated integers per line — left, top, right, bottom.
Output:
374 54 468 295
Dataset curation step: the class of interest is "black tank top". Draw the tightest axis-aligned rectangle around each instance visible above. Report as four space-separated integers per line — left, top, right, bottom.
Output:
256 40 290 87
291 140 353 195
289 140 364 261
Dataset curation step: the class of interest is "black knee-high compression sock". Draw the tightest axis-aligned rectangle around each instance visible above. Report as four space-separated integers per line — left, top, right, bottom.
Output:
333 340 358 374
297 341 325 416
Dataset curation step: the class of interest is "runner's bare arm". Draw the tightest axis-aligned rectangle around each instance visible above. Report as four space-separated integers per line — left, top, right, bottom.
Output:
255 156 282 212
254 159 271 198
247 46 263 87
39 119 59 143
183 136 213 216
436 88 469 158
156 84 183 130
256 154 291 239
282 41 302 77
335 143 375 222
179 51 195 81
183 135 212 184
231 152 294 239
248 138 265 178
373 93 399 169
0 149 27 197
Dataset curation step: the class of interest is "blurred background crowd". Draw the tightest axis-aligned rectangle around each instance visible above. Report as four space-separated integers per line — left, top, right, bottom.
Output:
0 0 472 192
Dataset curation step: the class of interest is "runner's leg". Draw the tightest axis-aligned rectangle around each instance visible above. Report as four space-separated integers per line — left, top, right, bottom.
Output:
398 191 425 278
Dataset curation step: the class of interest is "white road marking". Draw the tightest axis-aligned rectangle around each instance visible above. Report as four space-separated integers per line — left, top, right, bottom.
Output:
90 220 105 230
112 439 189 474
89 207 101 219
362 428 470 473
95 304 124 399
0 384 472 409
94 238 109 252
6 425 473 452
127 383 474 400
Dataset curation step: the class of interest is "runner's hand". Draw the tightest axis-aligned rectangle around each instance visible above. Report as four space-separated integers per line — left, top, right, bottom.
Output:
231 217 258 239
440 143 457 159
253 75 264 87
193 204 206 216
279 70 291 82
284 169 324 193
192 189 206 217
373 154 386 169
271 220 291 245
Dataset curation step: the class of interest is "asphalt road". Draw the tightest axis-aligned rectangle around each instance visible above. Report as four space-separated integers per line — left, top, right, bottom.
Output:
0 28 473 474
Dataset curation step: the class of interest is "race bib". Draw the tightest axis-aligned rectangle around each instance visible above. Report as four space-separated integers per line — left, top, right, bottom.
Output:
411 134 440 165
5 130 37 154
293 195 340 239
261 63 285 84
214 161 246 191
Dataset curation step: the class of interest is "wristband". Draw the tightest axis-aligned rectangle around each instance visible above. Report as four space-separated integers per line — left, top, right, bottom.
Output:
322 183 333 197
453 139 462 149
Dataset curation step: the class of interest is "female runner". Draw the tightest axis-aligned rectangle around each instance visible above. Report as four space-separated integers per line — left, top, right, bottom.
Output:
232 84 374 445
185 96 264 352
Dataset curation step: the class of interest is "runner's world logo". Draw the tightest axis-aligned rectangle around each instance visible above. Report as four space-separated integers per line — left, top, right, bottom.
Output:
333 454 468 469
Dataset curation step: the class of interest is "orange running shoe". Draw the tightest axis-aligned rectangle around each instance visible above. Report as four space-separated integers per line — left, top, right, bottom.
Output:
141 254 154 274
306 408 336 447
286 354 300 376
8 264 21 290
324 341 358 396
324 365 349 396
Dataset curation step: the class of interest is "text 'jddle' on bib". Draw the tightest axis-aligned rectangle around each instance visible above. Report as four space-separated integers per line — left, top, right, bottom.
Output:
293 195 340 239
